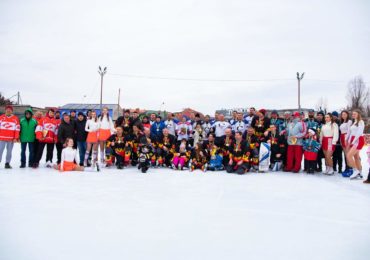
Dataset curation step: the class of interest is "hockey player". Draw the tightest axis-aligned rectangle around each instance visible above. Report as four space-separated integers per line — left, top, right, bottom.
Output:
303 128 321 174
226 131 250 174
265 124 286 171
212 114 231 144
137 136 153 173
150 115 165 140
115 109 132 135
243 127 260 171
106 126 127 169
157 128 176 167
0 105 20 169
202 115 213 136
176 116 193 143
251 110 270 142
34 108 58 168
189 142 208 172
164 113 178 136
269 110 283 131
232 112 247 135
221 128 234 166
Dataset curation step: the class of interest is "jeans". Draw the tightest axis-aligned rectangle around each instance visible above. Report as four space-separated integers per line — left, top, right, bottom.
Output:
0 141 14 164
77 141 87 165
21 142 35 166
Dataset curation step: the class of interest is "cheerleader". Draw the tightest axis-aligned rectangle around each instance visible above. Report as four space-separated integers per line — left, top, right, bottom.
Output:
54 138 84 172
346 110 365 179
84 110 100 167
320 113 339 175
98 107 115 165
339 110 352 175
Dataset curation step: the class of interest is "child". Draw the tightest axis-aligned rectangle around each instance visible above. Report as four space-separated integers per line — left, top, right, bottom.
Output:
138 137 153 173
302 128 321 174
189 142 208 172
207 144 224 171
172 139 190 170
54 138 84 172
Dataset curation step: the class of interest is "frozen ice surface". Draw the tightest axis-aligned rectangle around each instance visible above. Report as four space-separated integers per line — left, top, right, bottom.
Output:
0 144 369 260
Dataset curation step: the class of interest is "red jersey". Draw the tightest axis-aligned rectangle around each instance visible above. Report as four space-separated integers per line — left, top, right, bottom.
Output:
0 114 20 141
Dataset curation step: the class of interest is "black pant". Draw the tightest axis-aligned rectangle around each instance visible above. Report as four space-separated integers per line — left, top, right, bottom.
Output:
56 143 64 164
36 143 55 163
316 148 324 171
306 160 316 173
226 162 250 174
332 145 343 172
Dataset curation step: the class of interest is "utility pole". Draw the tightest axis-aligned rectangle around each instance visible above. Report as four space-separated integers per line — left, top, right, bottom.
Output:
98 66 107 114
296 72 305 113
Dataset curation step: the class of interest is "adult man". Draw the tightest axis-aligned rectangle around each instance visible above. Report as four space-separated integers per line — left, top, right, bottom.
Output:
269 110 283 131
232 112 246 135
304 109 319 132
35 108 58 168
20 108 37 168
176 116 193 143
226 131 250 174
164 112 177 136
150 115 166 140
229 110 238 125
244 107 256 128
202 115 213 136
0 105 20 169
149 113 156 125
156 128 176 167
75 112 88 166
115 109 132 135
57 113 76 164
106 126 127 169
212 114 231 144
331 111 343 173
284 112 306 173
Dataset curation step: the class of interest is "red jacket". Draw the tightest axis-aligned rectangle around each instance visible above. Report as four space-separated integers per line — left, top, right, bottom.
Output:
0 114 20 141
35 116 58 143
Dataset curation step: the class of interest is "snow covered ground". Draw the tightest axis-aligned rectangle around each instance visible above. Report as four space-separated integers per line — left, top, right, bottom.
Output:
0 144 369 260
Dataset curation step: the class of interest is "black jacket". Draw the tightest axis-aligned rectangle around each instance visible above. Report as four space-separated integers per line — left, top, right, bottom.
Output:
58 120 76 144
75 118 88 142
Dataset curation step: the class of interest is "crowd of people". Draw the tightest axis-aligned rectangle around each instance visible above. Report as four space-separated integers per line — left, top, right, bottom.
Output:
0 105 369 183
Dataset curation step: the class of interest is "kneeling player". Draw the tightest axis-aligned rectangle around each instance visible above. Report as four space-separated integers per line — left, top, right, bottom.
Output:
189 142 208 172
226 131 250 174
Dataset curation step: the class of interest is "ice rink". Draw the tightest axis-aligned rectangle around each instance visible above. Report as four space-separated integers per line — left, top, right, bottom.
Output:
0 144 369 260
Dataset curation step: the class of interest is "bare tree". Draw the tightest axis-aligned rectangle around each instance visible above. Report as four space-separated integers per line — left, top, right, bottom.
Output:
0 92 13 106
346 76 369 112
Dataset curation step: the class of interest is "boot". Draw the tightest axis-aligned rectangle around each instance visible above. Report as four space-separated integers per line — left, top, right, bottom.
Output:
5 163 12 169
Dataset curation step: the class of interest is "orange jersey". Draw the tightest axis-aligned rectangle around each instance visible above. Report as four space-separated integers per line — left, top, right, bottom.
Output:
35 116 58 143
0 114 20 141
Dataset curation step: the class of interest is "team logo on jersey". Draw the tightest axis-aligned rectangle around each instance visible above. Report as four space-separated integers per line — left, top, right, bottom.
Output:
1 122 15 129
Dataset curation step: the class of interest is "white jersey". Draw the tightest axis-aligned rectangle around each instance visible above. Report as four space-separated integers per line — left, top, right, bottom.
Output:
232 120 246 134
202 122 212 135
347 120 364 145
212 121 231 137
61 147 78 169
244 115 254 128
85 119 100 132
176 122 193 141
339 120 352 134
164 119 177 136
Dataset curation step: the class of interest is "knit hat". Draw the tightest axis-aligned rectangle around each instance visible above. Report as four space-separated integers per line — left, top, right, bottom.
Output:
5 105 13 111
77 112 84 117
317 111 325 116
332 111 339 117
293 111 300 118
271 110 278 115
259 109 266 115
308 128 316 135
308 109 315 113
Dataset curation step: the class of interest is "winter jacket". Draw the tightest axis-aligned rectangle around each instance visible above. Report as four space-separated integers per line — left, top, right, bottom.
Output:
0 113 20 141
151 121 166 138
57 119 76 144
286 119 306 146
76 118 88 142
20 108 37 143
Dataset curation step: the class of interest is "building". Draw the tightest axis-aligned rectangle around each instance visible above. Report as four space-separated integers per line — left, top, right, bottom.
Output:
0 105 47 118
59 104 123 120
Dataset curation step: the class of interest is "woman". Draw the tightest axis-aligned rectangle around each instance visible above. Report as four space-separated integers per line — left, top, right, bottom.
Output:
54 138 84 172
339 111 352 175
193 123 206 147
320 113 339 175
84 110 100 167
98 107 116 165
346 110 365 179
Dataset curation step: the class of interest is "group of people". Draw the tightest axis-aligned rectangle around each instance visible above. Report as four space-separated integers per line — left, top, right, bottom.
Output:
0 105 369 183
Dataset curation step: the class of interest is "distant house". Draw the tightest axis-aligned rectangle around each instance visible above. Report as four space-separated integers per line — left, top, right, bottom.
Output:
59 104 122 120
0 105 47 118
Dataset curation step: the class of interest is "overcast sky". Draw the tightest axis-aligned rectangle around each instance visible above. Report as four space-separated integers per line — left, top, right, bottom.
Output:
1 0 369 114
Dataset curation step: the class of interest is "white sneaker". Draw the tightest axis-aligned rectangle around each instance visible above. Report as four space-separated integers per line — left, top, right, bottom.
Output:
327 167 334 175
350 169 362 180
